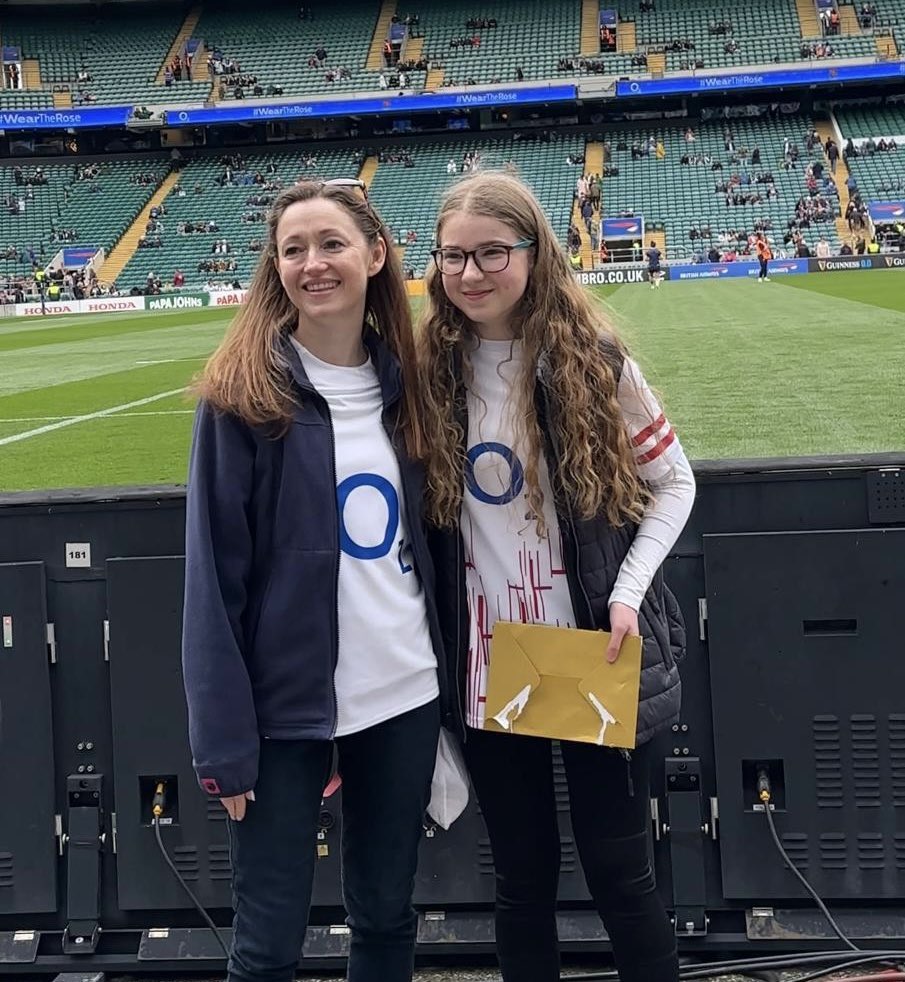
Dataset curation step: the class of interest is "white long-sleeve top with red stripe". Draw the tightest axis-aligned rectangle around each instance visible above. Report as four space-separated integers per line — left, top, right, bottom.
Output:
460 342 695 729
607 357 696 612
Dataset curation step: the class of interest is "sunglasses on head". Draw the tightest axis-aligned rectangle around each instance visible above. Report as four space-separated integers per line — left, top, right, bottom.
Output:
317 177 370 202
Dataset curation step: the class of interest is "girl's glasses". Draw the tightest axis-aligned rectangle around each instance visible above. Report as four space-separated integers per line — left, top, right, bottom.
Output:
431 239 535 275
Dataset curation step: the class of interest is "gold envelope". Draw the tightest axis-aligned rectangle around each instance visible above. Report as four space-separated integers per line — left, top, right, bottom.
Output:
483 621 642 748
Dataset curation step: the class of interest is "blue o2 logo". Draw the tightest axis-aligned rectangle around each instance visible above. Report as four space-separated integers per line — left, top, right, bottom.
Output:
337 473 411 572
337 473 398 559
465 442 524 505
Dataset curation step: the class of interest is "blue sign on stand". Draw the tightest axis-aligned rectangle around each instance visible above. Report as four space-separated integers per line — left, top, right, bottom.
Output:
869 200 905 222
602 217 645 239
667 259 809 280
616 60 905 97
165 84 578 126
0 105 133 130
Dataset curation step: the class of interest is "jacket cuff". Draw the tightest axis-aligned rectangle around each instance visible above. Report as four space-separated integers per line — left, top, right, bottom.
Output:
193 747 259 798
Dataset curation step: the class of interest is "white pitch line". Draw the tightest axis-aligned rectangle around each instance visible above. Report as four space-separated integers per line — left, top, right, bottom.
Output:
135 358 203 365
0 410 194 423
0 388 187 447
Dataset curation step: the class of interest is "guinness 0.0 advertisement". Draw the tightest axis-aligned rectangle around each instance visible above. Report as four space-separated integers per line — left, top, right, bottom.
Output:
809 254 905 273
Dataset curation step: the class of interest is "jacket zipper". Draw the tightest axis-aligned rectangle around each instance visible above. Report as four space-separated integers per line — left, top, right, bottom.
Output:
325 396 340 738
454 515 467 740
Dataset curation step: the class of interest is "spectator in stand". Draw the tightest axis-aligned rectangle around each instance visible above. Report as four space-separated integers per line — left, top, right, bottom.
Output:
867 237 880 254
173 269 185 287
815 236 831 258
598 239 609 265
839 240 853 255
315 43 328 66
828 8 840 34
826 138 840 174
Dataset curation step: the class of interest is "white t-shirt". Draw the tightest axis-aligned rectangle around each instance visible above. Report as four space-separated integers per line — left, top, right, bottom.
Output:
291 338 438 737
463 339 691 728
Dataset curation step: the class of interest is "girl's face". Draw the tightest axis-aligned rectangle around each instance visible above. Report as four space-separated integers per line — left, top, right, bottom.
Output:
274 198 385 331
438 212 532 340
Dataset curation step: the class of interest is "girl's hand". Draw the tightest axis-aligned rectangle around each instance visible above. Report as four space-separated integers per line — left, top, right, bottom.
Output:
606 602 640 663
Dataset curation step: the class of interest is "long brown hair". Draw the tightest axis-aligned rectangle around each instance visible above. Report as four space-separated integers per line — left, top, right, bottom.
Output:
195 180 423 456
416 170 652 532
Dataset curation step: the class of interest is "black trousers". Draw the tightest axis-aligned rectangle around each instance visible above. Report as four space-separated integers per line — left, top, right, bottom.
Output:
465 729 678 982
226 699 439 982
759 256 769 278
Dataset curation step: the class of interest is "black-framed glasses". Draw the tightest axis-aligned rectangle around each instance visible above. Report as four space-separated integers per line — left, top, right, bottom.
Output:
431 239 535 275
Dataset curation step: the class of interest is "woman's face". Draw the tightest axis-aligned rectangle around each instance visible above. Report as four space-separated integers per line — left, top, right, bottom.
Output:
274 197 385 330
438 212 532 340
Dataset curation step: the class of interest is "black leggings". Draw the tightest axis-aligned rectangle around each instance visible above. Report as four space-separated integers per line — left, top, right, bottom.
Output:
465 729 678 982
759 256 769 278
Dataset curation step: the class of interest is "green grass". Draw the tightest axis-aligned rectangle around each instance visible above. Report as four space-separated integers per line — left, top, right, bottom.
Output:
1 270 904 492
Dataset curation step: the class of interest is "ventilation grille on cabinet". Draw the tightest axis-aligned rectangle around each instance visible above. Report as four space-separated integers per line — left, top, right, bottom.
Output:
0 852 12 888
851 715 881 808
208 844 232 881
819 833 847 870
813 716 843 808
856 833 885 870
172 846 199 881
780 833 809 871
890 715 905 806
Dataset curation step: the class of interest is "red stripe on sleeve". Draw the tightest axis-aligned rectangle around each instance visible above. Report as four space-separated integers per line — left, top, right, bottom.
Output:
636 427 676 465
631 413 667 448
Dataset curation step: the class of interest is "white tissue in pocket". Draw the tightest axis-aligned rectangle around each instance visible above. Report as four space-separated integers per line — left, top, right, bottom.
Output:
426 728 470 830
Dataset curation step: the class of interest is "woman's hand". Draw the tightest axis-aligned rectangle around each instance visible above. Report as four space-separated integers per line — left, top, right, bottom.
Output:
220 790 255 821
606 602 640 663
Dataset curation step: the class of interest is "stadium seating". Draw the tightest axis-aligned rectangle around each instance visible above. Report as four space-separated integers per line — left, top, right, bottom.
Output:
835 104 905 200
413 0 581 86
593 113 843 257
116 149 361 290
195 0 387 98
1 7 210 107
834 101 905 137
367 133 584 275
571 0 879 73
112 134 582 290
0 91 53 109
0 160 169 284
0 0 897 110
663 35 877 72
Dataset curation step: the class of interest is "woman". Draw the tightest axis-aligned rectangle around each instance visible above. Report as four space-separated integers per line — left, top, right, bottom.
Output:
182 179 449 982
417 171 696 982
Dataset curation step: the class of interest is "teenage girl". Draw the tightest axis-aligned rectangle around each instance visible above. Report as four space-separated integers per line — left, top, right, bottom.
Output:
417 171 696 982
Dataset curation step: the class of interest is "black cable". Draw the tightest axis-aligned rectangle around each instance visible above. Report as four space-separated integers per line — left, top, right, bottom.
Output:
152 817 230 961
562 950 905 982
758 778 859 953
784 954 905 982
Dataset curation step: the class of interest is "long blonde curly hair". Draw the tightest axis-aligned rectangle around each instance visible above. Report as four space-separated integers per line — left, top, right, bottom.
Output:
416 170 652 533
